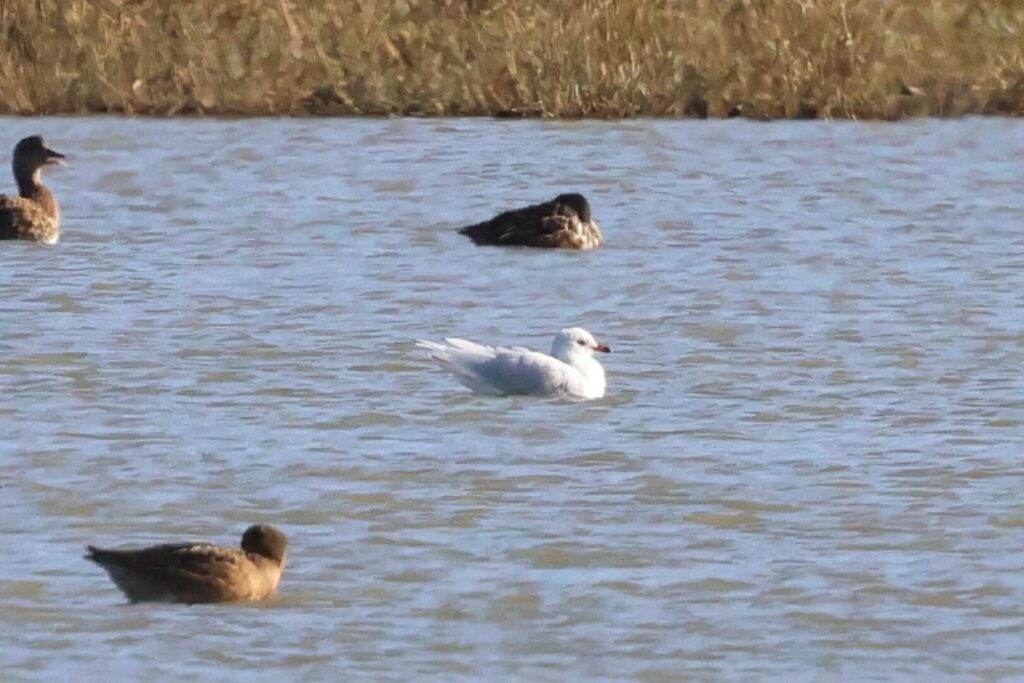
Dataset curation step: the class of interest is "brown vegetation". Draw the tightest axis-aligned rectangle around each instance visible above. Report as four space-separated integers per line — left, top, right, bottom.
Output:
1 0 1022 119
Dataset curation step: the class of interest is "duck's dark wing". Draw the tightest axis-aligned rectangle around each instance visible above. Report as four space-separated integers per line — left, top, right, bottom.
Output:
0 195 34 239
458 198 569 247
0 194 57 242
86 542 246 603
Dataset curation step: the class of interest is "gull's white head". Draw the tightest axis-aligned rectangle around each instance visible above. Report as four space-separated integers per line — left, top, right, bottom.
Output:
551 327 611 362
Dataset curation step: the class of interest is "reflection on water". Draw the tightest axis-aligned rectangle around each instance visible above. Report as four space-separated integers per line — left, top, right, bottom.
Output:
1 116 1023 680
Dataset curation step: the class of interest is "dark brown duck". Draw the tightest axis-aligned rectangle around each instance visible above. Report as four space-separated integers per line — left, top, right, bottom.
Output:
458 193 604 249
0 136 65 245
85 524 288 604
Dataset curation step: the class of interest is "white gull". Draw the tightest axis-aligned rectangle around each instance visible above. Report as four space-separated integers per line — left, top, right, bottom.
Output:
417 327 611 399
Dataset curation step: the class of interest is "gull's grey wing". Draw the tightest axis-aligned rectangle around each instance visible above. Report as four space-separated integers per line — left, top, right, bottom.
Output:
466 349 573 396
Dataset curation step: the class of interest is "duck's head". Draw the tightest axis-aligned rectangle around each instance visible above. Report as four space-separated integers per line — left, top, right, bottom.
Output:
551 327 611 361
13 135 65 179
241 524 288 564
555 193 592 222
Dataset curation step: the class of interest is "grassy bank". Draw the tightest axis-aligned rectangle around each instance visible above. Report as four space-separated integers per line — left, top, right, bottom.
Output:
1 0 1023 119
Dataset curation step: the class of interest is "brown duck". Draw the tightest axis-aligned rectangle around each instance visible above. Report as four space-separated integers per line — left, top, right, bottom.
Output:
0 135 65 245
85 524 288 604
458 193 603 249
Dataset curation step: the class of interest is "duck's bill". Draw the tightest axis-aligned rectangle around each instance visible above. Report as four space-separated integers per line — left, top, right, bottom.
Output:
45 149 66 166
594 343 611 353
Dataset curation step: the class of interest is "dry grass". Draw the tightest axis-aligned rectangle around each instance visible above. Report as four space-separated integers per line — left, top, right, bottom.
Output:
1 0 1023 119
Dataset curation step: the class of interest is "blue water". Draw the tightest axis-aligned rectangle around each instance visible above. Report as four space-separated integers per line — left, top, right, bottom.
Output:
1 116 1023 681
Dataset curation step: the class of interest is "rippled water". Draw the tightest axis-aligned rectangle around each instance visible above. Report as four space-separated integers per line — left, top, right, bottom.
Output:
2 116 1023 680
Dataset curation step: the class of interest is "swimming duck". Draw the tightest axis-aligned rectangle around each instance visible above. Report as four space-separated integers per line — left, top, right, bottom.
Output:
417 327 611 399
458 193 603 249
0 136 65 245
85 524 287 604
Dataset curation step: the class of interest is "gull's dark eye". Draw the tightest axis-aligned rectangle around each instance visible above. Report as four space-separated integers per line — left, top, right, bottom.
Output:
577 339 586 345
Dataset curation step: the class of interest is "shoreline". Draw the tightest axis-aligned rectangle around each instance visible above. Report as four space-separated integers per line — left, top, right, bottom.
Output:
2 0 1022 121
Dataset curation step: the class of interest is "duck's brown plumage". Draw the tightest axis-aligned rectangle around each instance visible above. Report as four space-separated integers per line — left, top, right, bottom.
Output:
0 135 65 245
458 193 603 250
85 524 287 604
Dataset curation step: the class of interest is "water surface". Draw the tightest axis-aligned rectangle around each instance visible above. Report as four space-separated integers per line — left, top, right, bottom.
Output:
1 117 1023 681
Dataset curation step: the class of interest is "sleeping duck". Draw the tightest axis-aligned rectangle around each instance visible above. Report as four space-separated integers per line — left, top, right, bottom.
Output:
0 135 65 245
85 524 288 604
458 193 603 249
